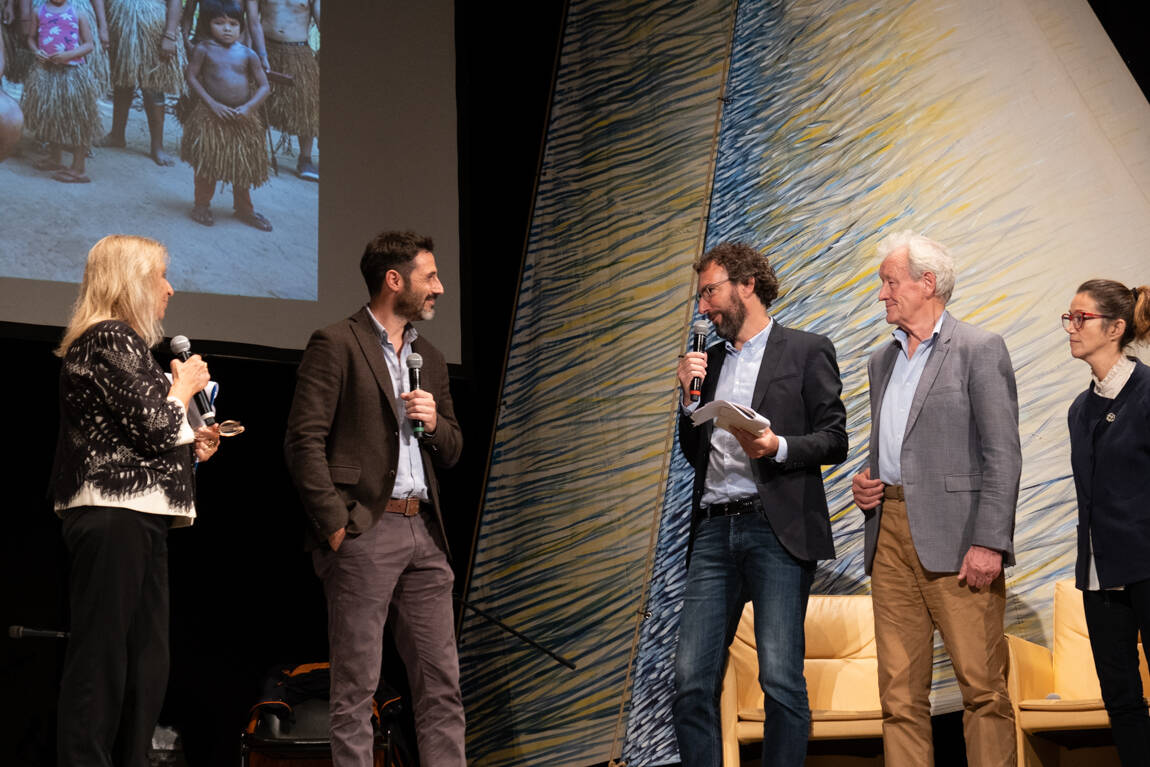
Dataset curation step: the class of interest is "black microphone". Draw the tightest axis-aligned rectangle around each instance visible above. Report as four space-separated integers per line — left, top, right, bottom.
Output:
688 319 709 402
8 625 70 640
169 336 216 426
406 353 424 438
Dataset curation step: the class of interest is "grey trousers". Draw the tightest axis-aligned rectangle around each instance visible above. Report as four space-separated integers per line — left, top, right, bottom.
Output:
313 510 466 767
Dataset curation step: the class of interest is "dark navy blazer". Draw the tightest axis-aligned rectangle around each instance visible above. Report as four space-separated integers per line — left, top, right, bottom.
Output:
678 323 848 563
1069 359 1150 589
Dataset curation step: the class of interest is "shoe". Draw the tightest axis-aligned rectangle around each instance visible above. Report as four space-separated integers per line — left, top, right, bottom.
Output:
296 160 319 182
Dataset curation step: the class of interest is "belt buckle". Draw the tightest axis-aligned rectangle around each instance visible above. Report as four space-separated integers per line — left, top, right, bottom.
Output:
704 497 756 518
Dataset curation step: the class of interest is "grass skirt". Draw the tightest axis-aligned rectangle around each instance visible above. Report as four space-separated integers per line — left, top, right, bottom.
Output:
21 62 101 146
180 100 268 188
107 0 185 93
32 0 110 92
3 22 34 83
264 40 318 136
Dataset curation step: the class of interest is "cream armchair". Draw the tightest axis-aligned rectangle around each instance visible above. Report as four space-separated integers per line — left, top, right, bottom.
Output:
1005 579 1150 766
720 595 883 767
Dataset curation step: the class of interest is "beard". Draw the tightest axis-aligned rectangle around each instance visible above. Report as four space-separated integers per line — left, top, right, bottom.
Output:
395 287 435 322
711 293 747 342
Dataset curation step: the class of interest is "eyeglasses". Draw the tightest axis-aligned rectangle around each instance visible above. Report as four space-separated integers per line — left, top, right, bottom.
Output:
697 278 733 302
1061 311 1112 330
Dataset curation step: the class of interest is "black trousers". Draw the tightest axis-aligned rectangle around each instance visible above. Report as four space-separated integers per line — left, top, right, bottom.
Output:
1084 581 1150 767
57 507 170 767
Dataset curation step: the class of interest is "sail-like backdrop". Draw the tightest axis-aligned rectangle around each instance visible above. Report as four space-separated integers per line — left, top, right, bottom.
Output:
460 1 1150 764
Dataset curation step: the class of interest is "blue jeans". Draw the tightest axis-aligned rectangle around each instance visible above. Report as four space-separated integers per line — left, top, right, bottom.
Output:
672 510 814 767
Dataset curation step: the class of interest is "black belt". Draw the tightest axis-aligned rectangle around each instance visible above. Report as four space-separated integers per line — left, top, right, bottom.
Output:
700 496 762 519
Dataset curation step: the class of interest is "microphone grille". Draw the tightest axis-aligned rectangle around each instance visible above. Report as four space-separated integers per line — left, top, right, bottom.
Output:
170 335 191 354
406 353 424 370
691 320 710 335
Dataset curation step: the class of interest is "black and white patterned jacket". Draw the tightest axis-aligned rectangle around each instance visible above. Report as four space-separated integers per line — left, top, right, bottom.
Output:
51 320 197 525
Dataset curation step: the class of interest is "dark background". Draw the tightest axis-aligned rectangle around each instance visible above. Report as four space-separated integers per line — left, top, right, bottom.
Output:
1 1 1144 765
0 1 566 764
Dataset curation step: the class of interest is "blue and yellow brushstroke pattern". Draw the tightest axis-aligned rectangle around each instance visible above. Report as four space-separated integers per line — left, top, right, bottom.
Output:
462 1 1105 764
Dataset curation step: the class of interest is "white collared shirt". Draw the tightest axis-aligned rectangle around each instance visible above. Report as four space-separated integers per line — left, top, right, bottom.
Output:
698 321 789 506
364 306 429 500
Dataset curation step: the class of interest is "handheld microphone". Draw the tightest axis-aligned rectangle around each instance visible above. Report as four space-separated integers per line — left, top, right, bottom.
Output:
688 319 709 402
169 336 216 426
406 353 424 438
8 625 70 640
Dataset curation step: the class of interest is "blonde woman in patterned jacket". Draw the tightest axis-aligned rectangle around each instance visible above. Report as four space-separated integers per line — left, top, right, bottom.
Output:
50 234 219 767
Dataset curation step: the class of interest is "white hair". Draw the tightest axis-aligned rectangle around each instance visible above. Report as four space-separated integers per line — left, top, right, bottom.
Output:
876 229 956 304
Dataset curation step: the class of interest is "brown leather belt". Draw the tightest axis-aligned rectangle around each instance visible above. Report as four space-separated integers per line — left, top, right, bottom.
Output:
883 484 905 501
385 497 422 516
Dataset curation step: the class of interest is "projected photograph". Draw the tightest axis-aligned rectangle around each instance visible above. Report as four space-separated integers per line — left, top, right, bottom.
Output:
0 0 319 301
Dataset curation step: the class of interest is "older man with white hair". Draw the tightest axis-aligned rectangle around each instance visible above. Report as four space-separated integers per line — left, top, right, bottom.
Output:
851 230 1021 766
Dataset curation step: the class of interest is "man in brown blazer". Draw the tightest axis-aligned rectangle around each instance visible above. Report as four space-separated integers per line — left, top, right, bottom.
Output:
285 231 465 767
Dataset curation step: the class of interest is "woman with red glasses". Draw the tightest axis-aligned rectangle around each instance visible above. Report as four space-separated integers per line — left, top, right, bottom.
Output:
1065 278 1150 766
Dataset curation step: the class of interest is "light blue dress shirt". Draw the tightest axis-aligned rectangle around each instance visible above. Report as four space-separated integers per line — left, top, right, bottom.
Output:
877 311 946 486
687 320 789 506
365 307 429 500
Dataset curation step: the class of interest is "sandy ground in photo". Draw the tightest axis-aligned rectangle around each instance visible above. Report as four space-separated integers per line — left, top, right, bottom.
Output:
0 87 319 300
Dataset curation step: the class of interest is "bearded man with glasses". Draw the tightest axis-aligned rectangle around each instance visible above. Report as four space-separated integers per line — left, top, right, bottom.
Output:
673 241 848 767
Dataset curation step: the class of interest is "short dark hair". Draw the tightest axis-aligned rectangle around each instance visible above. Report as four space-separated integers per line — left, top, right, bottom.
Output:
1077 278 1150 349
695 241 780 309
200 0 245 30
360 231 434 296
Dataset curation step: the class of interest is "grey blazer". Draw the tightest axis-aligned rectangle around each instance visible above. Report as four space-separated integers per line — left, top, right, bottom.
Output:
862 312 1021 574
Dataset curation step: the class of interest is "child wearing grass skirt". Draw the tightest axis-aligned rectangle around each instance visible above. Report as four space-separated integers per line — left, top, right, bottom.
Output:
182 0 271 230
22 0 99 182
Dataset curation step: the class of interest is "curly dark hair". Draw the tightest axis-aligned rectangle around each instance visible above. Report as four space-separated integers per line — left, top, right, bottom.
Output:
360 231 434 296
694 241 779 309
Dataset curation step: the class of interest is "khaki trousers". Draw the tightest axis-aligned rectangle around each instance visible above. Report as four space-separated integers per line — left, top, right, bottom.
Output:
871 497 1015 767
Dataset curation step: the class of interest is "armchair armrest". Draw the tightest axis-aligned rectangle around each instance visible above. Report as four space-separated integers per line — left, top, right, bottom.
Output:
1005 633 1054 705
